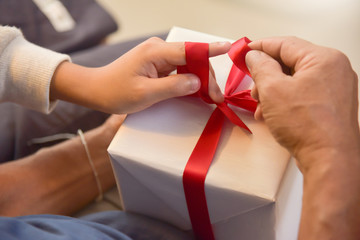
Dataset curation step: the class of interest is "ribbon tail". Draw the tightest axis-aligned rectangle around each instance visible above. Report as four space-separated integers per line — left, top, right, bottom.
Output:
217 102 252 133
225 90 258 113
183 108 225 240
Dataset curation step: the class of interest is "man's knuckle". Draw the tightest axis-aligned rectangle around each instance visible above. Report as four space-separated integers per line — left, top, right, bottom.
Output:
315 48 354 76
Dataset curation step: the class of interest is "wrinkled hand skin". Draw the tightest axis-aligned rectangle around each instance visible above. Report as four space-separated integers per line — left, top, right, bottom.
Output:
246 36 360 240
246 37 359 171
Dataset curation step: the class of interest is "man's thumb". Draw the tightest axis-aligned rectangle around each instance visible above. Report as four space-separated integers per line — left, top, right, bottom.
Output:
246 50 286 85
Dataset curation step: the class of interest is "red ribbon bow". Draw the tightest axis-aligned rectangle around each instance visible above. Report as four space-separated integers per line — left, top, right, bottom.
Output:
177 38 258 240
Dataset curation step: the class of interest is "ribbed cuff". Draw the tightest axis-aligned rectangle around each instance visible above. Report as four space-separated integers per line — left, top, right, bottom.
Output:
5 35 70 113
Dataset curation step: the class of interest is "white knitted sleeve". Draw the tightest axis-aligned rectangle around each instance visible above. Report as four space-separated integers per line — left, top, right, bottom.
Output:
0 26 70 113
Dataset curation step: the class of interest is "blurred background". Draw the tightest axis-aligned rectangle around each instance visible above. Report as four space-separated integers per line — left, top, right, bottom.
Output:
98 0 360 76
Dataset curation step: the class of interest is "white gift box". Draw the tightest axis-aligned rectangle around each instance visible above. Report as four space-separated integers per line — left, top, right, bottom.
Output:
108 27 303 240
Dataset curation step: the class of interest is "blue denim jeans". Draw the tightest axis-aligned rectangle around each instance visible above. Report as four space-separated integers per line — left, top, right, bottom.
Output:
81 211 193 240
0 211 192 240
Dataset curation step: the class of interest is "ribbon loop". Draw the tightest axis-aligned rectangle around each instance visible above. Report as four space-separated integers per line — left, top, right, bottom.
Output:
217 102 251 133
178 42 213 104
228 37 252 77
178 38 257 240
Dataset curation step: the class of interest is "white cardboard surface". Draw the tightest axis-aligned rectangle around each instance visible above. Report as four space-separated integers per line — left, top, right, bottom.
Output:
108 26 303 240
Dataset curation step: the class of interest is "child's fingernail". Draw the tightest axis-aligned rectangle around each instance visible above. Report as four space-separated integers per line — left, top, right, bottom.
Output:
187 74 200 92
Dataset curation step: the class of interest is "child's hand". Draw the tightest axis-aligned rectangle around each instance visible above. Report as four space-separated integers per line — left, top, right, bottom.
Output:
51 37 231 114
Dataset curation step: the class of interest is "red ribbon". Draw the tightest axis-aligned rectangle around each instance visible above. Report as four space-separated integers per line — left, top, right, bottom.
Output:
178 38 257 240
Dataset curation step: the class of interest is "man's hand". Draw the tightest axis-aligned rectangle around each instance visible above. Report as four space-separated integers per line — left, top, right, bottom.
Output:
246 37 359 171
246 36 360 240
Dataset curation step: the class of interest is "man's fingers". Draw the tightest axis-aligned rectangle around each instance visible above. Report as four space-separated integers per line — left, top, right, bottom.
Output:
251 85 259 101
246 50 290 122
254 105 264 121
246 50 287 87
251 85 263 121
248 37 315 70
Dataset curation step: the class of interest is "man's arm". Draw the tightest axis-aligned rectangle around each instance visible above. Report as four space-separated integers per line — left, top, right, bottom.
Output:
0 114 124 217
246 37 360 239
297 147 360 239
